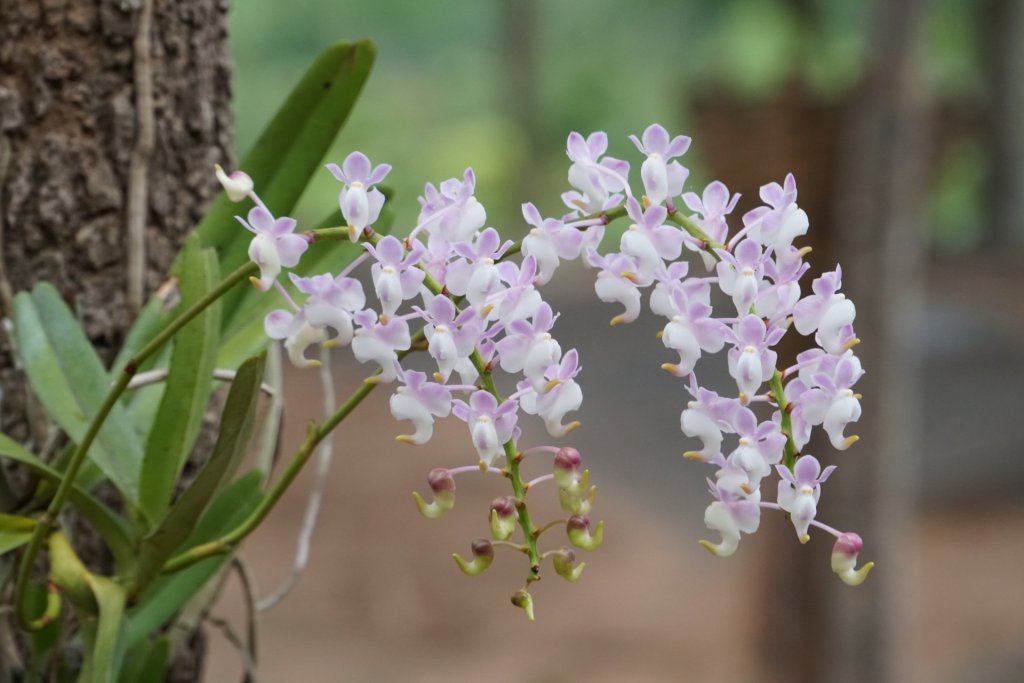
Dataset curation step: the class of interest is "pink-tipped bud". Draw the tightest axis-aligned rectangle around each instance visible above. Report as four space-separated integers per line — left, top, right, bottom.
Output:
452 539 494 576
489 496 518 540
214 164 254 202
553 447 583 489
511 589 535 621
567 515 604 551
552 548 586 582
831 532 874 586
412 468 456 519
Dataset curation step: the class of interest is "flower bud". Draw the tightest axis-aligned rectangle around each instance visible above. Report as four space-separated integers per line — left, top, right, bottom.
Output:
567 515 604 551
214 164 254 202
558 482 596 515
452 539 494 576
489 496 518 540
412 468 455 519
511 589 535 621
553 446 583 490
552 548 585 582
831 532 874 586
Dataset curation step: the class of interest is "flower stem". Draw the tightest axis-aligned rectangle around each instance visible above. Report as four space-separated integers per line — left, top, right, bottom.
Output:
666 210 724 255
162 379 371 573
162 322 429 574
15 260 258 627
416 264 544 579
161 205 626 581
769 369 799 470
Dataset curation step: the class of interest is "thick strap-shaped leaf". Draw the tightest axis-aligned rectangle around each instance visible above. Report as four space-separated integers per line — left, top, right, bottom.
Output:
139 235 222 523
118 637 170 683
124 471 264 649
0 512 36 554
116 40 376 416
48 531 127 683
82 574 127 683
216 209 381 369
0 434 135 572
197 39 375 268
13 285 145 502
109 289 175 380
126 345 172 443
133 354 264 594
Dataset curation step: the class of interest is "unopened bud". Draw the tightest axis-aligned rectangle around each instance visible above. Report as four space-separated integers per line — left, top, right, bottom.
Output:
489 496 518 540
553 447 583 490
552 548 585 582
511 589 535 621
214 164 254 202
558 482 596 515
831 532 874 586
567 515 604 551
412 468 455 519
452 539 494 576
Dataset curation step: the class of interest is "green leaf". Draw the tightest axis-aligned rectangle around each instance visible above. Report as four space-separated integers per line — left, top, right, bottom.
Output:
0 512 36 554
12 285 145 502
126 345 172 442
133 354 265 594
216 217 380 369
110 290 175 380
0 434 135 573
139 236 222 522
196 40 375 253
124 471 264 649
118 637 169 683
209 40 377 328
82 574 127 683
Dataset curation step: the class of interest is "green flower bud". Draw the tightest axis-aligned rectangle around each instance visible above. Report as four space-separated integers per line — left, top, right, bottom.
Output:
567 515 604 551
553 447 583 490
452 539 494 576
511 589 535 621
489 496 518 540
558 480 596 515
552 548 586 582
412 468 456 519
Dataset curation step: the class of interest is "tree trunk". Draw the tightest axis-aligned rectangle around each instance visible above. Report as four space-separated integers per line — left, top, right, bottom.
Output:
983 0 1024 249
0 0 232 677
818 1 930 681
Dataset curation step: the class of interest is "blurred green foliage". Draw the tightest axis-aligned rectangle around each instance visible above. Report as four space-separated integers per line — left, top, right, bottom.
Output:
231 0 992 250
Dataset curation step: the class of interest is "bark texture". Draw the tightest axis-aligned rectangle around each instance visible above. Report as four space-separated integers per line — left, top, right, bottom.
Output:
0 0 233 438
0 0 232 678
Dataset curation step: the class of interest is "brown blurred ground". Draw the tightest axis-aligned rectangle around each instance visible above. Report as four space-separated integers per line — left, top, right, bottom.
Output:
203 268 1024 683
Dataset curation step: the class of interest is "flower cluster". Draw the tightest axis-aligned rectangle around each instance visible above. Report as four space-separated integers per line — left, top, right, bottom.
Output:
551 125 872 585
216 122 873 621
218 154 602 619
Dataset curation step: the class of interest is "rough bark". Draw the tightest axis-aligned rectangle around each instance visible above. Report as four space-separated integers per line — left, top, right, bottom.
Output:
0 0 232 677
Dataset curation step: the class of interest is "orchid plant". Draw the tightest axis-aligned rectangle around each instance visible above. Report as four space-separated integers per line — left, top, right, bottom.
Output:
0 40 871 682
217 122 873 618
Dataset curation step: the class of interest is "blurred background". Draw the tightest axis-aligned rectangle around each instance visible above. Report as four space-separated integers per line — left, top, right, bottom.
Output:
207 1 1024 681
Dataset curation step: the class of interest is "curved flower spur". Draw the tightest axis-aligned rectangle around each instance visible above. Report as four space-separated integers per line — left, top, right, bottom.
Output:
217 122 872 622
219 153 602 620
559 124 872 585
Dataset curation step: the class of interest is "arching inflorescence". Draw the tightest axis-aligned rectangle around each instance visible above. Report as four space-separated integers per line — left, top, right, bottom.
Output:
218 124 872 619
